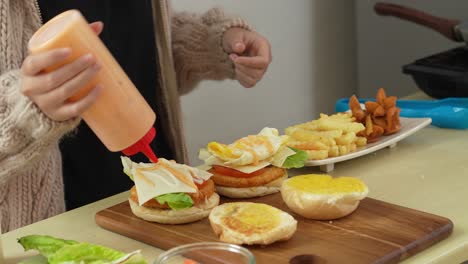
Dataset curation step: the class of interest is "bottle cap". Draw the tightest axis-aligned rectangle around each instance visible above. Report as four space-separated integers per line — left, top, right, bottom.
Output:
122 127 158 163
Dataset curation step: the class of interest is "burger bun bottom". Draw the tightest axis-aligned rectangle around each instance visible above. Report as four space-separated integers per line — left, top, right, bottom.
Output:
129 193 220 224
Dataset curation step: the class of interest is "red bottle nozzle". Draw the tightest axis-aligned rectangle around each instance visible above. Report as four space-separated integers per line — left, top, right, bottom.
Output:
122 127 158 163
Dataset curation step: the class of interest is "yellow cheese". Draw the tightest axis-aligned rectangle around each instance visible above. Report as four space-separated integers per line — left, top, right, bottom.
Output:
285 174 368 194
221 203 281 235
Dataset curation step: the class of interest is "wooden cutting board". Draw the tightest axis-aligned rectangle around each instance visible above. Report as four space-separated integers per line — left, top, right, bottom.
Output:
95 194 453 264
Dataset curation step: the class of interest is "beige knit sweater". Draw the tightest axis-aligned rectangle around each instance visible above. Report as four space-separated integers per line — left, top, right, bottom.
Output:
0 0 250 232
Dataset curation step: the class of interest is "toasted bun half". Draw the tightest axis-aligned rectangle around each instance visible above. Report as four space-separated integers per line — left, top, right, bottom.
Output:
281 174 368 220
209 202 297 245
215 171 287 198
129 193 220 224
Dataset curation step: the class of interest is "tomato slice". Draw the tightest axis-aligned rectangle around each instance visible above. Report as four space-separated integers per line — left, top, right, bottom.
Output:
212 165 266 178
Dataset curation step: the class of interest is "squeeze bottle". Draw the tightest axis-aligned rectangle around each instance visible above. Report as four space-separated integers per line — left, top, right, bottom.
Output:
28 10 158 162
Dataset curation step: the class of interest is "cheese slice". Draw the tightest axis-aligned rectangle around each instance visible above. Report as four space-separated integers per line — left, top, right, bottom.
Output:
121 157 212 205
271 146 297 167
198 149 271 173
221 160 271 174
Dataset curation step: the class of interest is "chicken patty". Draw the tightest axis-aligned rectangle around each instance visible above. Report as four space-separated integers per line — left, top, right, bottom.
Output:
129 179 215 209
208 166 286 188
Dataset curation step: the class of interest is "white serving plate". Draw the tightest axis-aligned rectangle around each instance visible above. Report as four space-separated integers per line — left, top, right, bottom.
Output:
304 117 432 172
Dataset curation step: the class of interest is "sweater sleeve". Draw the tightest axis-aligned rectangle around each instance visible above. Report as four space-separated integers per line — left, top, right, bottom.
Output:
0 70 80 185
171 7 252 94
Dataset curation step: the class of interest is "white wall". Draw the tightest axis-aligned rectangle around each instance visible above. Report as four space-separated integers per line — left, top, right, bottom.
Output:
172 0 357 165
356 0 468 98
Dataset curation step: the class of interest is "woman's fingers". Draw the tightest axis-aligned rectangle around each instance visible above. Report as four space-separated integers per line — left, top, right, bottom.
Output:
26 54 97 95
235 63 265 82
232 56 270 70
235 68 257 88
54 85 102 121
21 48 71 76
35 62 101 110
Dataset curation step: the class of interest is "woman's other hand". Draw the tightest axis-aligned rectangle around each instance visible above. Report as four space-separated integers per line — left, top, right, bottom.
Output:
223 27 272 88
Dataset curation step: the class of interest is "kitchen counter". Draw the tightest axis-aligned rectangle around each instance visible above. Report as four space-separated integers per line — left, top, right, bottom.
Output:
2 93 468 264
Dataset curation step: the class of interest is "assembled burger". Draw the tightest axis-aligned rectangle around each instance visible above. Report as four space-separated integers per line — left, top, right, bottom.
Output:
121 157 219 224
198 127 307 198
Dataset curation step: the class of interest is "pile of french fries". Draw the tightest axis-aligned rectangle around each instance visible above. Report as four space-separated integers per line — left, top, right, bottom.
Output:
285 113 367 160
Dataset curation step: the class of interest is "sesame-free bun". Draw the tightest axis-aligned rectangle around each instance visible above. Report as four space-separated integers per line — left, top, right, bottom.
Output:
281 174 368 220
209 202 297 245
215 172 287 198
129 193 220 224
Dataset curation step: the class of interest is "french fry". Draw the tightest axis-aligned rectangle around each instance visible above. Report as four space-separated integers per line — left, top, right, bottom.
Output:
335 132 356 146
293 121 320 131
317 118 365 134
334 112 354 119
355 137 367 147
338 145 350 156
326 137 337 147
325 112 355 122
310 130 343 139
306 150 329 160
288 129 320 142
328 146 340 157
288 140 329 151
290 129 342 142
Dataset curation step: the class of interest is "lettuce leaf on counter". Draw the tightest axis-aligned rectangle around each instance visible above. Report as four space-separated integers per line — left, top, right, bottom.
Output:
17 235 78 258
282 147 308 169
17 235 147 264
48 243 124 263
155 193 193 210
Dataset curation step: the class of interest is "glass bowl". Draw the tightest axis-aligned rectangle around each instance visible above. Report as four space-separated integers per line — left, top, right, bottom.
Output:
154 242 255 264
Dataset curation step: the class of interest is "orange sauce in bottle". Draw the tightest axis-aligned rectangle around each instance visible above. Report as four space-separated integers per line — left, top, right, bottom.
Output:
28 10 156 153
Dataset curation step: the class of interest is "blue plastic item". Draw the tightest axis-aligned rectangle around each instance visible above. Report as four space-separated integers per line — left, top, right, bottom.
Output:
335 97 468 129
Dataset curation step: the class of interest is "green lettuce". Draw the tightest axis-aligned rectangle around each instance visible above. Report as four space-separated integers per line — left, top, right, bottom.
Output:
17 235 147 264
17 235 78 258
155 193 193 210
48 243 124 263
282 147 308 169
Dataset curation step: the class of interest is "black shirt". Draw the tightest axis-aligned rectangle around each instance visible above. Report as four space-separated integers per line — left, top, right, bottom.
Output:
38 0 174 210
